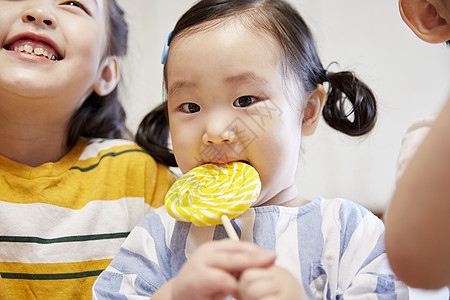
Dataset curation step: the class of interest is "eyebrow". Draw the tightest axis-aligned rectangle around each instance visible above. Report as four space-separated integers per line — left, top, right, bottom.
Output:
225 72 269 85
168 81 197 96
168 72 268 96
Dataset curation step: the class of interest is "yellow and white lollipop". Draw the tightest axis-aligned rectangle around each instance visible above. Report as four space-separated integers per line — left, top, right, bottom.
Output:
165 162 261 228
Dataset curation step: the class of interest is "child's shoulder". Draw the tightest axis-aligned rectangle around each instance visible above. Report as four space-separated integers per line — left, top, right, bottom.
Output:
317 197 384 231
272 198 374 220
318 197 372 215
275 198 383 232
80 138 142 159
73 138 165 172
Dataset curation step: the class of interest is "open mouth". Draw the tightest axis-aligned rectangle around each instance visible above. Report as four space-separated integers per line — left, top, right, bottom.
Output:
5 38 62 61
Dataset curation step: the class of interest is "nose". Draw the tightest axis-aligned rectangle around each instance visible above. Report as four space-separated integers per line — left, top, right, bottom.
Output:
202 121 238 145
22 6 56 28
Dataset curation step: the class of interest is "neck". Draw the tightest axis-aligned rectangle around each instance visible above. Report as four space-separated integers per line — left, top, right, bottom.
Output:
0 100 72 167
258 184 310 208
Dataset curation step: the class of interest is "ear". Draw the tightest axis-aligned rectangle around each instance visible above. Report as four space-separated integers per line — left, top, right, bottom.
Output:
399 0 450 43
302 84 326 136
92 56 120 96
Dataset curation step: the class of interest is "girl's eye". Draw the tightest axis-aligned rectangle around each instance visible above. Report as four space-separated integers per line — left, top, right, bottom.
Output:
180 103 200 113
233 96 258 108
60 1 90 14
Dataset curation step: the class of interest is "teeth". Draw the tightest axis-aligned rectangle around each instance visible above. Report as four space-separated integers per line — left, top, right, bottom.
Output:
13 44 58 61
24 44 33 54
34 47 44 55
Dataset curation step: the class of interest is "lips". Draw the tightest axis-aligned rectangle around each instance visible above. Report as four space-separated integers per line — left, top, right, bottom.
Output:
3 33 63 61
207 159 251 166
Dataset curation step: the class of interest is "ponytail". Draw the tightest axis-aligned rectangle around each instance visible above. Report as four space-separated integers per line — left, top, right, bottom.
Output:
321 71 377 136
67 89 129 148
135 102 177 167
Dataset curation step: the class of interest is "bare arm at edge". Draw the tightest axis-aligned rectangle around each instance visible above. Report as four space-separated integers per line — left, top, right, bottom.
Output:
385 94 450 289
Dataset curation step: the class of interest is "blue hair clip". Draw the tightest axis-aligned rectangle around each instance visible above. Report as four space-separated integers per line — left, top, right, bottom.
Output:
161 30 173 65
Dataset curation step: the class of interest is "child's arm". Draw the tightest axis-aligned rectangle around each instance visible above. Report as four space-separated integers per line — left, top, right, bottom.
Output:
152 240 276 300
238 265 309 300
385 94 450 289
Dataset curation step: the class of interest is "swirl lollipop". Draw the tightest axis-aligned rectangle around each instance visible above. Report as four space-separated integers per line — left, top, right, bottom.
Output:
165 162 261 231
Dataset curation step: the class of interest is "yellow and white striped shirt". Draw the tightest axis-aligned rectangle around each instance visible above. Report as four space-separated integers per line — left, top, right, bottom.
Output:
0 138 176 299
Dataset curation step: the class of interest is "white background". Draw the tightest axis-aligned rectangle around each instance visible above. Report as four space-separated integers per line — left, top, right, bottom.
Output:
117 0 450 214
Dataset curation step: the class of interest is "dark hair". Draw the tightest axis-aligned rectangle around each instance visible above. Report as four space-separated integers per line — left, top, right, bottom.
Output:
137 0 377 167
136 101 177 166
66 0 129 148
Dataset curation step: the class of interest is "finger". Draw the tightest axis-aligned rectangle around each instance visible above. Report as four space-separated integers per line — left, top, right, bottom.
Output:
239 271 279 300
210 250 275 273
240 267 271 283
173 267 238 300
203 240 276 272
203 240 265 253
238 266 306 300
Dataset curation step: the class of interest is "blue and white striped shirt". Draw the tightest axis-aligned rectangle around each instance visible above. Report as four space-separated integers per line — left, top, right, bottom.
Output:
93 198 408 299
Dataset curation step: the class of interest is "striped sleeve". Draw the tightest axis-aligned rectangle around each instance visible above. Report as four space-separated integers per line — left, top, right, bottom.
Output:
93 209 173 299
309 199 409 299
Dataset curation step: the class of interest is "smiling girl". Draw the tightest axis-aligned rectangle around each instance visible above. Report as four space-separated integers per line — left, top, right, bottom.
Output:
0 0 175 298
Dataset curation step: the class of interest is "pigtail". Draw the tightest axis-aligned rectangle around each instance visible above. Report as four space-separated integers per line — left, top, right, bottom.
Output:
322 71 377 136
67 89 130 148
135 102 177 167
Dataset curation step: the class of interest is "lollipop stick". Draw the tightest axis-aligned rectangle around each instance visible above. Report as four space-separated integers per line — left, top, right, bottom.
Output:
221 215 239 242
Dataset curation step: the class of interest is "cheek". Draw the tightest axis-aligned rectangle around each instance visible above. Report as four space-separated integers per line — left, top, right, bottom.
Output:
66 19 106 61
170 120 198 172
254 119 301 178
170 117 193 148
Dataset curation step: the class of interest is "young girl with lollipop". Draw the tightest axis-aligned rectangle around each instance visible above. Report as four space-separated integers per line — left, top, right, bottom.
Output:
0 0 174 298
93 0 408 299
